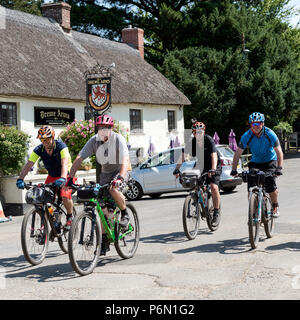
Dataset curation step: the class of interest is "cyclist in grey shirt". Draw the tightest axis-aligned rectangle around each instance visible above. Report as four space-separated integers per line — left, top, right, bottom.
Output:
67 114 130 255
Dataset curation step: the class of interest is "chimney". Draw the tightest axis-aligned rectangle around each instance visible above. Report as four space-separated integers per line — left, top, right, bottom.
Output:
41 2 71 33
122 27 144 59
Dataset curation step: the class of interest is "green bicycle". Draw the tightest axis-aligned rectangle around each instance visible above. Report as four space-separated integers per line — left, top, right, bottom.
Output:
68 182 140 276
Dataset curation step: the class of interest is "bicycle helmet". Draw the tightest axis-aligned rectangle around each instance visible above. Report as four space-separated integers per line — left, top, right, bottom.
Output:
249 112 265 124
37 125 55 139
192 121 206 132
95 114 114 127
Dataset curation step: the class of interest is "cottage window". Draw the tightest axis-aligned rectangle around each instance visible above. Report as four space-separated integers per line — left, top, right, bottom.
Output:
130 109 142 131
0 103 17 126
168 110 176 132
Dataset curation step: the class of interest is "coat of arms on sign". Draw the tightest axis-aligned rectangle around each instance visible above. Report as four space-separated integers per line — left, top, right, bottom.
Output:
87 77 111 112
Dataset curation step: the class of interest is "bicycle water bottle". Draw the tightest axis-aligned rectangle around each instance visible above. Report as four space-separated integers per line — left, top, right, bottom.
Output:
48 205 54 216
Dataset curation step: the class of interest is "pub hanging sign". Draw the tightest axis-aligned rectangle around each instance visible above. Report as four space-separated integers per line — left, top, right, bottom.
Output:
86 77 111 113
34 107 75 126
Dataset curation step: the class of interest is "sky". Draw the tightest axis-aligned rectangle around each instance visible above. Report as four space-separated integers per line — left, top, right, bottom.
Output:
287 0 300 27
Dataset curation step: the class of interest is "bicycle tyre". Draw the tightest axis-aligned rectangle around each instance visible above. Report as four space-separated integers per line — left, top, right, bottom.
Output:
21 207 49 265
206 197 221 232
57 206 77 254
114 202 140 259
68 210 101 276
182 194 200 240
263 194 275 238
248 191 260 249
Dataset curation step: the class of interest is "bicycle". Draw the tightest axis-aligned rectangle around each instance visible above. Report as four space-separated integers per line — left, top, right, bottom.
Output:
239 169 275 249
68 181 140 276
21 182 77 265
180 170 220 240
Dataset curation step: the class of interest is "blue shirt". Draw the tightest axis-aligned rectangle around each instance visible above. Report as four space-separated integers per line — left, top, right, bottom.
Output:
239 127 279 163
29 139 71 177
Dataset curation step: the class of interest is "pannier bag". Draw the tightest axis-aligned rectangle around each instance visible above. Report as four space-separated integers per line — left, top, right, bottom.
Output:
180 170 201 189
77 186 99 200
25 186 53 204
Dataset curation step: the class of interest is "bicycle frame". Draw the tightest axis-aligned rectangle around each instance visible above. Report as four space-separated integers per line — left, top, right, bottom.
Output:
84 197 134 242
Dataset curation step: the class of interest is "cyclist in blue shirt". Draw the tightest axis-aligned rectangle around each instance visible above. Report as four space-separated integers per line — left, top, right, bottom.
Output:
231 112 283 217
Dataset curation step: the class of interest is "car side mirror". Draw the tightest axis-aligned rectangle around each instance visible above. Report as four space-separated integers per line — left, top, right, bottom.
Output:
140 163 149 169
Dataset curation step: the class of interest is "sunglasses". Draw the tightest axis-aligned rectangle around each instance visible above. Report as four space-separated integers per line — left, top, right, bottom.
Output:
40 138 52 143
251 122 262 127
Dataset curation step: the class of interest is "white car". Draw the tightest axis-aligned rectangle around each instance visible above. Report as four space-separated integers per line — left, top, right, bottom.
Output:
125 145 242 200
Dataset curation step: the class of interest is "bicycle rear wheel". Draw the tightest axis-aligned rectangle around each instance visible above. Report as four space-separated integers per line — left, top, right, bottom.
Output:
68 210 101 276
114 203 140 259
182 194 200 240
57 206 77 254
248 192 261 249
263 194 275 238
21 207 49 265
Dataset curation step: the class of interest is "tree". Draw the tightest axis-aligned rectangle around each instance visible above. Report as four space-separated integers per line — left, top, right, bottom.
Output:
0 0 43 15
159 1 300 141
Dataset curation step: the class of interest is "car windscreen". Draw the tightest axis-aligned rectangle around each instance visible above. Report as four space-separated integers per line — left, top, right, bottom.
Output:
217 146 234 158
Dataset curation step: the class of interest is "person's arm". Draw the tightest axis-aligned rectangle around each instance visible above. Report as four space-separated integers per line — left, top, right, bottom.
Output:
274 145 283 168
119 155 129 178
231 147 244 171
211 152 218 170
173 148 185 177
60 147 71 179
69 155 84 179
18 161 35 180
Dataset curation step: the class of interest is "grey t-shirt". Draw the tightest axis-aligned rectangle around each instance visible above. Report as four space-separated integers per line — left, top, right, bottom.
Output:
79 131 129 173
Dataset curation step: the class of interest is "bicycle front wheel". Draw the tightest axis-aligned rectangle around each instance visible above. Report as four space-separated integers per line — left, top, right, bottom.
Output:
248 192 261 249
182 194 200 240
263 194 275 238
21 207 49 265
68 210 101 276
114 202 140 259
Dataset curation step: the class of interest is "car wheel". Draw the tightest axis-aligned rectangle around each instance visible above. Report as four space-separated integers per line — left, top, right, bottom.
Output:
221 186 236 193
125 181 143 200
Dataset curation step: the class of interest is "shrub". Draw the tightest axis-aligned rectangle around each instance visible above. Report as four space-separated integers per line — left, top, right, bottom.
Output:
0 126 31 176
273 121 293 140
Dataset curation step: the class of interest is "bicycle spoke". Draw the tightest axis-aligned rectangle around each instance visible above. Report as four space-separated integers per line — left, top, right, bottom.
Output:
21 208 48 265
68 211 100 275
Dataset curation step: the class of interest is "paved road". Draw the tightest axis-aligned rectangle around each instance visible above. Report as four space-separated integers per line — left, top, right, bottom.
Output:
1 154 300 300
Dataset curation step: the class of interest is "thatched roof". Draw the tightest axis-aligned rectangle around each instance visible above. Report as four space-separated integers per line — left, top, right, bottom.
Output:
0 6 190 106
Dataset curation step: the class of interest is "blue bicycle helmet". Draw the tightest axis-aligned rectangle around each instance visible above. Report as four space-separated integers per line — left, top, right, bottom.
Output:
249 112 265 123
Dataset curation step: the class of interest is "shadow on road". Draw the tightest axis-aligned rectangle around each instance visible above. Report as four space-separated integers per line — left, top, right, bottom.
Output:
173 237 252 255
265 241 300 251
1 250 76 282
140 228 213 244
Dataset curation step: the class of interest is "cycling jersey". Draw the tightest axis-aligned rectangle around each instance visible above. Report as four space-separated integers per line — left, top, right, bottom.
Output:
79 131 129 173
29 139 72 177
238 127 279 163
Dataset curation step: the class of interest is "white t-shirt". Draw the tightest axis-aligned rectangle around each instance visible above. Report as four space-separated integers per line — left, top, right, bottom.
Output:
79 131 129 173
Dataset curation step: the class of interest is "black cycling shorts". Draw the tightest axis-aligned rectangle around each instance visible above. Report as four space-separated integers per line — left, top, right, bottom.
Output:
247 160 277 193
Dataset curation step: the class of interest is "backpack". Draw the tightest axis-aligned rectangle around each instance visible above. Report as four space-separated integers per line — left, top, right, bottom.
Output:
245 127 272 148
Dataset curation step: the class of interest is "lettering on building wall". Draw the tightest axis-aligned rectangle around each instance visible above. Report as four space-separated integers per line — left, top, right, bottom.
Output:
34 107 75 126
